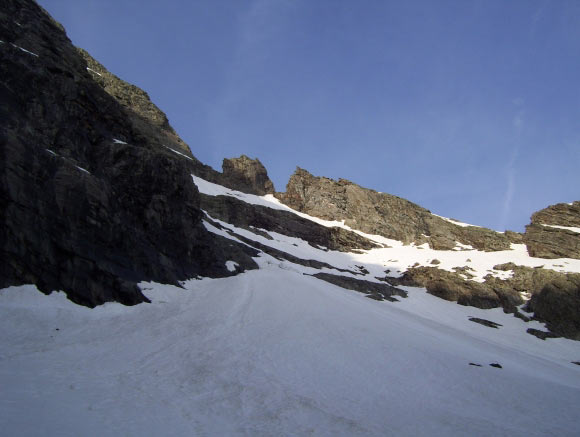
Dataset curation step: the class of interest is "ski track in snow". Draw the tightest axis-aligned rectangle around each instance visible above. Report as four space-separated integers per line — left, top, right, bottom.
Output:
1 175 579 436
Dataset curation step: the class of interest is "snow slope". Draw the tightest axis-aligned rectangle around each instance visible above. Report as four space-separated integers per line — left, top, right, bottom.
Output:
2 176 580 436
1 270 579 436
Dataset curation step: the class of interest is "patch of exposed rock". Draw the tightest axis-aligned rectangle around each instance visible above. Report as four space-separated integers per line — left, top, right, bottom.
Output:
388 267 520 310
310 273 407 302
1 0 259 306
276 168 511 251
469 318 502 329
389 263 580 339
524 201 580 259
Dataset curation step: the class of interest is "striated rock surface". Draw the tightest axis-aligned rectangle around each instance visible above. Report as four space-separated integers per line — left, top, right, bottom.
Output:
276 168 511 251
524 201 580 259
0 0 258 306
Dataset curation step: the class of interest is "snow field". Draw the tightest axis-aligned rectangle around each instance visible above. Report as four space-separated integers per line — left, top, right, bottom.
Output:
1 272 579 436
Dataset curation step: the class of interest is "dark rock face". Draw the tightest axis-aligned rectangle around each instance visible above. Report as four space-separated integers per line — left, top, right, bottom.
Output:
0 0 258 306
200 194 379 253
222 155 275 196
203 216 365 275
276 168 511 252
78 41 275 198
525 276 580 340
78 48 192 157
524 202 580 259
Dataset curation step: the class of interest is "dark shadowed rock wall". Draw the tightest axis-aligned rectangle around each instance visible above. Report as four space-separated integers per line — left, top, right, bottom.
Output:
0 0 258 306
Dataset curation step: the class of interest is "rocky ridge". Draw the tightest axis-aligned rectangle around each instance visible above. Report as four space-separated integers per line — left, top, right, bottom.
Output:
78 44 274 197
221 155 275 196
275 168 514 251
78 48 192 156
524 201 580 259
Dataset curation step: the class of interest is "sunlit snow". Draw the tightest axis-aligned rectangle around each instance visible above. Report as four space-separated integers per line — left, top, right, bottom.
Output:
86 67 102 76
10 43 38 57
432 213 481 228
164 145 193 161
541 224 580 234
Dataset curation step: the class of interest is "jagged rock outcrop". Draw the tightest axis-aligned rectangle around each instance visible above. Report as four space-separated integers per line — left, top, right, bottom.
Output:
389 263 580 339
524 201 580 259
388 267 522 310
0 0 258 306
222 155 275 195
276 168 511 251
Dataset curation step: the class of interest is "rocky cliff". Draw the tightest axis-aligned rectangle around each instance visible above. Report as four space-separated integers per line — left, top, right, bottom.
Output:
0 0 258 306
524 201 580 259
275 168 513 251
78 48 192 157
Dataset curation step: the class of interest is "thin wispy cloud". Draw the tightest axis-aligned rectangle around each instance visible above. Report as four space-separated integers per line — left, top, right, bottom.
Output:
499 105 525 230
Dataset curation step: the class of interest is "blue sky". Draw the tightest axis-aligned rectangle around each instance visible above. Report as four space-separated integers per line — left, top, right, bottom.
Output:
38 0 579 231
